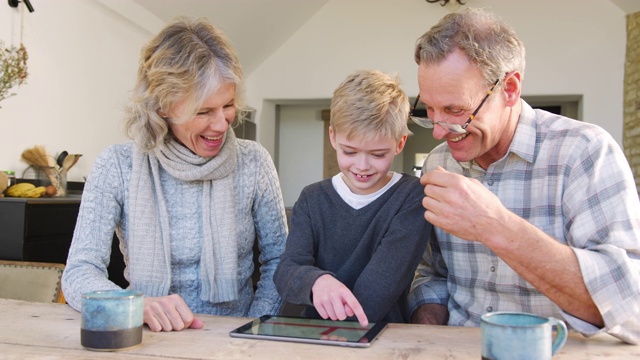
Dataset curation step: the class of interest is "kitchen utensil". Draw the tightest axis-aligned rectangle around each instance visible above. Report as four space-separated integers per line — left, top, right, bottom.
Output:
21 145 54 169
56 151 68 168
21 146 60 190
61 154 82 174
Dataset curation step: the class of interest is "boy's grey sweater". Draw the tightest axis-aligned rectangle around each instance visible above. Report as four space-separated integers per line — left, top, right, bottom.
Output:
62 140 286 317
274 174 431 323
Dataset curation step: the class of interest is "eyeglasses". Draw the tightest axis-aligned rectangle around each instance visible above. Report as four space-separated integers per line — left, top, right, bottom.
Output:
409 78 500 134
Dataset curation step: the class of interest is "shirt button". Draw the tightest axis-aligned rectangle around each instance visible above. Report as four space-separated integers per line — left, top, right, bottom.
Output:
490 266 496 272
486 306 493 312
487 180 494 186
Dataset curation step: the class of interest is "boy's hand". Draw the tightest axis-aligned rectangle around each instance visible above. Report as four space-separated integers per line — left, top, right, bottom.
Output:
311 274 369 327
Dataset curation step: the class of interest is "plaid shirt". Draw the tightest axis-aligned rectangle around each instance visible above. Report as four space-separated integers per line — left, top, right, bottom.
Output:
410 100 640 344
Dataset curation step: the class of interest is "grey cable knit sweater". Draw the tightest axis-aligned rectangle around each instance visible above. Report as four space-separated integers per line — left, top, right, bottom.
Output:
62 139 286 317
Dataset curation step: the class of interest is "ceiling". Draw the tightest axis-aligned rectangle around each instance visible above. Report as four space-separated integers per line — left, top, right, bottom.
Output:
131 0 328 76
131 0 640 77
611 0 640 15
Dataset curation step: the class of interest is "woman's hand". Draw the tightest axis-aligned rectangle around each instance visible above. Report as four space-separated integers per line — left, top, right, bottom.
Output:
143 294 204 332
311 274 369 327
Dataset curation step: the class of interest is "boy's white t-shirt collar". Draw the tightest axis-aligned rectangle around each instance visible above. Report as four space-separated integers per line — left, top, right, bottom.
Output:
332 172 402 210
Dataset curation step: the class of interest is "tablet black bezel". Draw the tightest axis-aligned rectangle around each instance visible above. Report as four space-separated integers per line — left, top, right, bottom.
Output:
228 315 388 348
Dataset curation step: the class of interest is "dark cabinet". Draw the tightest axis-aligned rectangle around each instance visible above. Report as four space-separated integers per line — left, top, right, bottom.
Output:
0 198 79 263
0 196 127 288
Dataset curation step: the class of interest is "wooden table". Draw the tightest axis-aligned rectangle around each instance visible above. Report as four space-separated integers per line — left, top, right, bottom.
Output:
0 299 637 359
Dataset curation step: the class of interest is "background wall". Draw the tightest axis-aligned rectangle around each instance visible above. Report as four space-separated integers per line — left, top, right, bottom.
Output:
0 0 631 200
250 0 626 155
0 0 159 181
277 104 325 206
250 0 628 205
624 11 640 192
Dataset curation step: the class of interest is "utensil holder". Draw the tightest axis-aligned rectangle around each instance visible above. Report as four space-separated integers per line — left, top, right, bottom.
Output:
37 166 66 197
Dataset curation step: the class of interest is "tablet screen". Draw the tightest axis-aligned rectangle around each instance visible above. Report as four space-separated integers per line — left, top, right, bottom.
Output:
229 315 388 348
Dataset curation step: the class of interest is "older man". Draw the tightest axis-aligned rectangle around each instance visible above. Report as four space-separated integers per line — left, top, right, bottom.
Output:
409 8 640 344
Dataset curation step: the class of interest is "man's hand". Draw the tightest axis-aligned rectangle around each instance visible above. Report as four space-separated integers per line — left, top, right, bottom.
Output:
421 168 605 328
143 294 204 332
420 166 510 243
411 303 449 325
311 274 369 327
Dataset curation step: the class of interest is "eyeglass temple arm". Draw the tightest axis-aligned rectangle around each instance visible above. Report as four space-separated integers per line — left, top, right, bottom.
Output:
410 95 421 115
461 78 501 130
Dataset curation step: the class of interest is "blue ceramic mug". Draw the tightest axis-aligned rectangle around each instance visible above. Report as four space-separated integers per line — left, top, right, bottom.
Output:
81 289 144 351
481 312 567 360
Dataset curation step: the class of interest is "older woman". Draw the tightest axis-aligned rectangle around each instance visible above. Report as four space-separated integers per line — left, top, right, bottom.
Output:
62 17 287 332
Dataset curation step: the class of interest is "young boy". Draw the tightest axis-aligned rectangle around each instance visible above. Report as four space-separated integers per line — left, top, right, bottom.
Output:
274 70 432 325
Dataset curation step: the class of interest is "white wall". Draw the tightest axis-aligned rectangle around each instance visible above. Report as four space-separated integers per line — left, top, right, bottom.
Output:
248 0 627 159
0 0 159 181
0 0 629 187
277 104 325 207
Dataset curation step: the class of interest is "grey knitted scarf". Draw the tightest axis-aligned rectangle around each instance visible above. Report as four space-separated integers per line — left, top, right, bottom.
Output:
129 129 239 303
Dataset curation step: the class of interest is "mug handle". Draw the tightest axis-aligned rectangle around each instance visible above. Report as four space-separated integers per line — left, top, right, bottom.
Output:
548 317 568 356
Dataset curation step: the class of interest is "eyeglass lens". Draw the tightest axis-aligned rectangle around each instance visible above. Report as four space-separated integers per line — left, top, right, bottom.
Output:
409 78 500 135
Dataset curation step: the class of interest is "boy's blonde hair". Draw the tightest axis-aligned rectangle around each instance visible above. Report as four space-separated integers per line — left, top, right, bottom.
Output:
330 70 411 142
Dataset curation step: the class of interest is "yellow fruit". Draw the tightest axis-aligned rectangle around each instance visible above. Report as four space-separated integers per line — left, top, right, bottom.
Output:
19 186 47 198
5 183 36 197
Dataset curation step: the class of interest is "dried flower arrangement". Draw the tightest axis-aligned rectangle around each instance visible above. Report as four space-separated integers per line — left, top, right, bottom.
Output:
0 40 29 105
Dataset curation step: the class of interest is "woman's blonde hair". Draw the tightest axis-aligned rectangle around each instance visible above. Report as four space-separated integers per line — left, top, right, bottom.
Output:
125 17 247 152
330 70 411 142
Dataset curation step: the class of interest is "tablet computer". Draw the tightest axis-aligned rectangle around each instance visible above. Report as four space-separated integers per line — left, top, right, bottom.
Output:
229 315 388 348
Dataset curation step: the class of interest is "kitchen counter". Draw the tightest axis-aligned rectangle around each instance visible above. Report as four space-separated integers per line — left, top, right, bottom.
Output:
0 195 82 204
